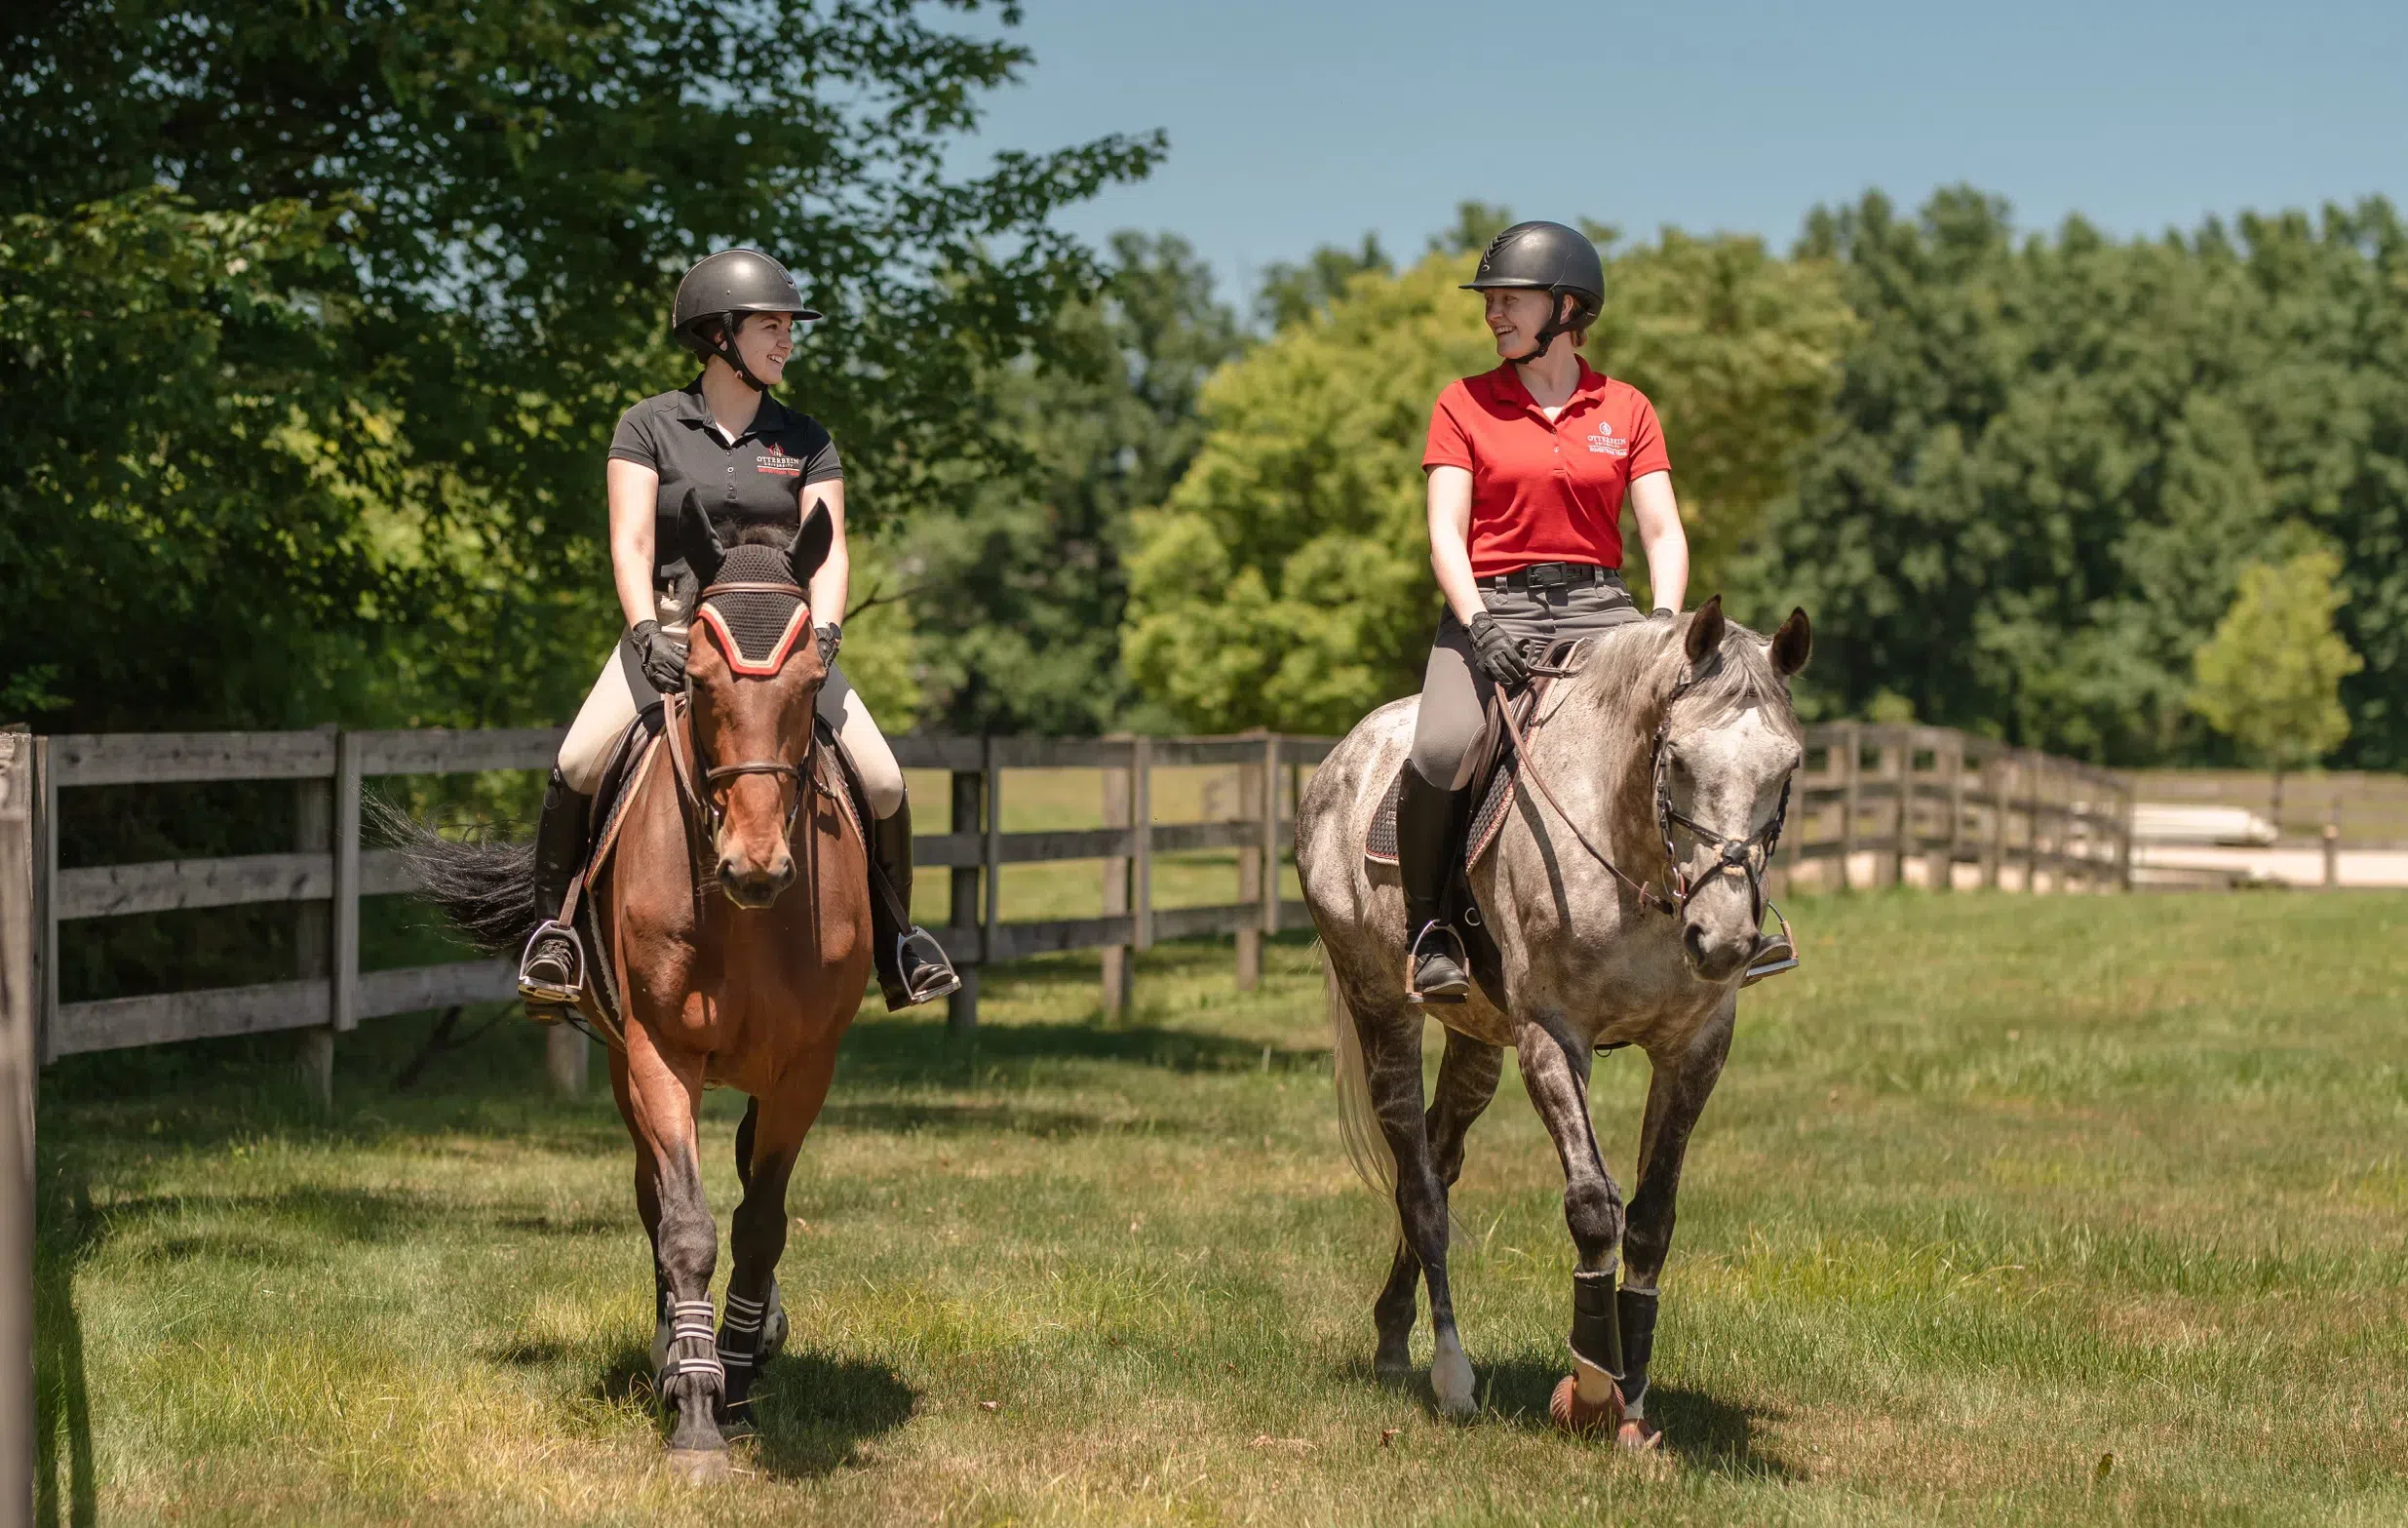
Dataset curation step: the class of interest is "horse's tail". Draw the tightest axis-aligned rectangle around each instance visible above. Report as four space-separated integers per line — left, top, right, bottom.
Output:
1326 949 1399 1201
368 795 540 956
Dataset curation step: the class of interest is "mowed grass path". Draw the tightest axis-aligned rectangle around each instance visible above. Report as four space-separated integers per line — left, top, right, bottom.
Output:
35 892 2408 1525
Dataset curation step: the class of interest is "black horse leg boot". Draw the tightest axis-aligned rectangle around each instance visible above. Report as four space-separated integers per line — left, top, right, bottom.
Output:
870 800 962 1010
517 768 594 1013
1397 765 1471 1004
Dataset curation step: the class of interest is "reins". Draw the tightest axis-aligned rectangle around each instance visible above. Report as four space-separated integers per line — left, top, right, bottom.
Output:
1502 645 1792 921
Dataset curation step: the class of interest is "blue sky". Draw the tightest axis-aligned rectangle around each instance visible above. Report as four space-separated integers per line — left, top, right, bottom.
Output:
958 0 2407 305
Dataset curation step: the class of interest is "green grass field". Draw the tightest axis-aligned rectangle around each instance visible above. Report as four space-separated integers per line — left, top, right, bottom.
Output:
34 890 2408 1525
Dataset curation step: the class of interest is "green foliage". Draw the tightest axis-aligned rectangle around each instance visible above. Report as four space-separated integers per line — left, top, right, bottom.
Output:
1 0 1161 731
907 232 1246 734
2189 549 2362 769
1745 189 2408 764
1125 235 1852 733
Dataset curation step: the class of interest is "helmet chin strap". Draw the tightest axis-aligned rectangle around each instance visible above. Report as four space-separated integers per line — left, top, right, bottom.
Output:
1510 287 1575 368
707 312 772 392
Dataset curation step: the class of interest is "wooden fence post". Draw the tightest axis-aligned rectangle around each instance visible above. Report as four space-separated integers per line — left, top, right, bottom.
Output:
32 739 53 1068
1839 723 1861 892
1132 737 1154 954
1234 737 1264 992
948 763 983 1034
1884 735 1909 889
292 727 335 1110
2323 797 2341 890
1936 733 1965 892
1981 750 2005 890
1101 740 1133 1019
2022 752 2044 893
330 731 362 1035
0 732 37 1528
1261 735 1283 941
2116 773 2135 892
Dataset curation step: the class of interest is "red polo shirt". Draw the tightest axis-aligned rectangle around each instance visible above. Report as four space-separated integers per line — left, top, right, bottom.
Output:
1422 362 1671 577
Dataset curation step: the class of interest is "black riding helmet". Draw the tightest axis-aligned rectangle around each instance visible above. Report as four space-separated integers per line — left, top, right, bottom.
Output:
672 249 821 392
1460 220 1605 365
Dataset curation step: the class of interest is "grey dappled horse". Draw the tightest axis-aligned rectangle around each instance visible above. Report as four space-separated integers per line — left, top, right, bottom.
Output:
1299 600 1811 1445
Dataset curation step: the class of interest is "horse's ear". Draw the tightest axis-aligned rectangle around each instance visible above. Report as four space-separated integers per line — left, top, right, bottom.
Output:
790 500 834 589
679 488 726 588
1768 607 1812 677
1683 594 1726 665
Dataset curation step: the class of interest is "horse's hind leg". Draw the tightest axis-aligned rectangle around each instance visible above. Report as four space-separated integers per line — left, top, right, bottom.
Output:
1352 996 1481 1418
613 1029 726 1470
1374 1030 1502 1379
1516 1011 1629 1436
719 1046 839 1430
1615 999 1736 1447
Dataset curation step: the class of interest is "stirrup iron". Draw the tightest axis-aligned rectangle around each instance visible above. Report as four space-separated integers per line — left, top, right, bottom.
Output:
518 918 588 1009
894 927 962 1004
1741 902 1798 988
1405 921 1469 1006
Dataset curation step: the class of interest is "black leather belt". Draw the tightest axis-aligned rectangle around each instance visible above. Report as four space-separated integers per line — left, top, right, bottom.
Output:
1477 562 1619 592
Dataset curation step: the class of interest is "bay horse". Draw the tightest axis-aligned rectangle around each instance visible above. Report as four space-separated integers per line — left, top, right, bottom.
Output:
1297 599 1810 1448
402 493 874 1478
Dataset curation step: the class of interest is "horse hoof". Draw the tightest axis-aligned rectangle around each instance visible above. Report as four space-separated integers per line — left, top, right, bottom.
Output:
1548 1374 1623 1437
665 1447 731 1484
1431 1346 1477 1419
1615 1416 1662 1452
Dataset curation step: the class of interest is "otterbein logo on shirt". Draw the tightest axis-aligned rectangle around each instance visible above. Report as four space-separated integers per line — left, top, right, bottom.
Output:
755 451 804 477
1584 422 1629 457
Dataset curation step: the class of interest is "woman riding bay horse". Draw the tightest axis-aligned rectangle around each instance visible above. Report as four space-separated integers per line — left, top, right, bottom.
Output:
517 249 959 1018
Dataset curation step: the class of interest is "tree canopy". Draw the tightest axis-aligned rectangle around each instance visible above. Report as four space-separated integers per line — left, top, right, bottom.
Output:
2 0 1160 730
2189 549 2362 777
1744 189 2408 765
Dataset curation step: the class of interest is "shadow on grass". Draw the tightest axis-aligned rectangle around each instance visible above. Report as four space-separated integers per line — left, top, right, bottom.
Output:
1478 1357 1802 1480
836 1013 1327 1087
36 1168 101 1527
586 1341 915 1480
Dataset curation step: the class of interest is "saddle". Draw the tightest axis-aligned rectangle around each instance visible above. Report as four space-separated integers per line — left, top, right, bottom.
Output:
1364 636 1587 873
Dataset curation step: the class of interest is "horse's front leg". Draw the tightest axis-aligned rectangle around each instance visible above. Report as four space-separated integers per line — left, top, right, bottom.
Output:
614 1024 726 1473
1616 997 1736 1449
718 1046 838 1430
1515 1011 1628 1438
1374 1030 1501 1379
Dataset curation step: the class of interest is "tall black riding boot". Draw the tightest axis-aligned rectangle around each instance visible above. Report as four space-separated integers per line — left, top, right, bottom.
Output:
870 800 963 1011
516 768 593 1012
1397 766 1472 1003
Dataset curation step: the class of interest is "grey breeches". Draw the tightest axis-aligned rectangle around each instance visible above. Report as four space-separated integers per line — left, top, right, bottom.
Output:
557 597 906 818
1408 577 1642 790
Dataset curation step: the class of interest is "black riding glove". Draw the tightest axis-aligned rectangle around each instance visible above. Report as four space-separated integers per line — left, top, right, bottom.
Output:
1466 612 1533 691
815 621 842 667
631 619 687 694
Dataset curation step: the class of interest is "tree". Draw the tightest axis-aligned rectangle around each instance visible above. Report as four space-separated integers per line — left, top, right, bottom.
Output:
1123 231 1853 733
2189 549 2363 826
1741 189 2408 764
905 232 1247 734
1 0 1163 731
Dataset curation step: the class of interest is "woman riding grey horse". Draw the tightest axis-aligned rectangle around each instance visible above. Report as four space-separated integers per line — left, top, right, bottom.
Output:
516 249 959 1016
1298 220 1812 1448
1401 220 1691 1003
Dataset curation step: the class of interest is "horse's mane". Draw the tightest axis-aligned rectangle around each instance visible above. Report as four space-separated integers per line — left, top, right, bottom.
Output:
1560 617 1802 832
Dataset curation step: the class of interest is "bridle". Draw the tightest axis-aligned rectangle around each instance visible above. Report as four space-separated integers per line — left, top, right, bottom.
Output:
1500 654 1792 924
666 576 821 842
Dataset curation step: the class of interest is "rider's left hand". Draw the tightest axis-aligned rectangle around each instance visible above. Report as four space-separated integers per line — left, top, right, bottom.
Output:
815 622 841 666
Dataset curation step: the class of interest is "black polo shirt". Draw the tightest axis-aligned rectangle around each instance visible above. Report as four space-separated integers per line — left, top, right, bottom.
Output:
608 378 842 583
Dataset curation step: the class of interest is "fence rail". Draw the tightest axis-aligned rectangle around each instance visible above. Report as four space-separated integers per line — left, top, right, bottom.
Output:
20 719 2130 1087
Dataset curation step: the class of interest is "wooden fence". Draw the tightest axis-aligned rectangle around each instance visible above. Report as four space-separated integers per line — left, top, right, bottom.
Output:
1770 724 2133 895
14 720 2130 1092
19 727 1340 1094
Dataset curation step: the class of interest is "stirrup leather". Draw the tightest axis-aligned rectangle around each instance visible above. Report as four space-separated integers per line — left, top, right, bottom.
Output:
893 927 962 1003
1405 921 1470 1005
518 918 588 1007
1741 902 1799 988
